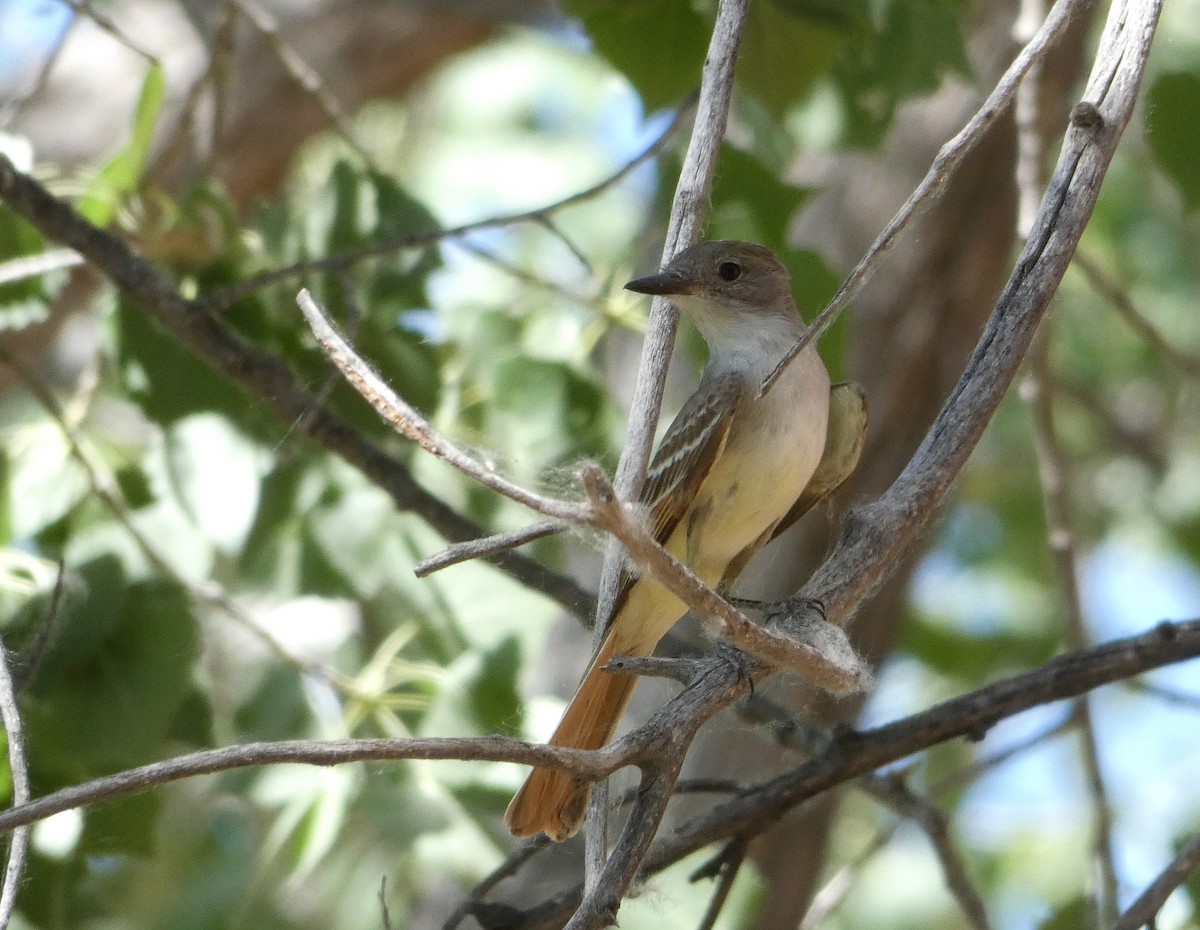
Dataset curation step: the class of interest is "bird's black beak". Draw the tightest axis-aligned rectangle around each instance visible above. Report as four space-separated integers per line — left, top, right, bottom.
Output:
624 271 697 296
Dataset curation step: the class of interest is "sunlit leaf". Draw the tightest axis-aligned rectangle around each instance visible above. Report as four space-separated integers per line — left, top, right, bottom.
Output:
77 63 166 226
25 574 199 775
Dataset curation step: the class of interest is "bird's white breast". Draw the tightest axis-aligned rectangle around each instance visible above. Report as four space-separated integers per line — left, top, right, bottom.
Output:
686 344 830 582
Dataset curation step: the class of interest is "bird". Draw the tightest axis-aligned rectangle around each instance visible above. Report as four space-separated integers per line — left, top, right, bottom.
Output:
504 240 867 841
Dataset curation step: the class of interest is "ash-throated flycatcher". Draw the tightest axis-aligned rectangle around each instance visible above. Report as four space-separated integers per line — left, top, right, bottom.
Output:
505 240 866 841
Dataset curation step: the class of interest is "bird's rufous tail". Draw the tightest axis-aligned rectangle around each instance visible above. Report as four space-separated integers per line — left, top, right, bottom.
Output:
505 631 643 840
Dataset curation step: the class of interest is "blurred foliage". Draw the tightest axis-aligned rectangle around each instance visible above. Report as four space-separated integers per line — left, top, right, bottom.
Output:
0 1 1197 930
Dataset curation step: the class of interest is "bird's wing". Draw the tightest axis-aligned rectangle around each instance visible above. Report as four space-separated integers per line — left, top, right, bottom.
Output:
601 370 747 628
770 380 868 541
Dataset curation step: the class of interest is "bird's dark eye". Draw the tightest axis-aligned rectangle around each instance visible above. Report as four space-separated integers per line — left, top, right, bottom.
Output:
718 261 742 281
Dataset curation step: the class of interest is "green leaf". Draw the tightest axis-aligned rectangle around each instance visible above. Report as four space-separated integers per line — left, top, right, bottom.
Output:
80 790 163 857
829 1 972 147
565 0 712 111
902 615 1058 682
25 574 200 777
1146 71 1200 211
0 208 58 327
466 635 524 736
115 297 257 428
6 423 91 540
77 63 166 226
234 665 309 740
709 144 810 247
1037 896 1088 930
489 358 612 471
737 0 850 117
1181 830 1200 911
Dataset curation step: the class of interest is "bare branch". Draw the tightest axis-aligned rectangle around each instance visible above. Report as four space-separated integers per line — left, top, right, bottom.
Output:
1112 831 1200 930
441 837 552 930
800 0 1165 627
1015 2 1119 916
1073 250 1200 380
602 655 703 684
297 289 592 523
861 775 993 930
13 559 66 695
0 154 592 616
759 0 1089 398
414 520 567 578
583 0 748 876
692 837 749 930
646 619 1195 877
1025 338 1119 923
57 0 159 65
228 0 379 169
0 247 82 285
0 636 28 930
0 735 608 835
501 619 1200 929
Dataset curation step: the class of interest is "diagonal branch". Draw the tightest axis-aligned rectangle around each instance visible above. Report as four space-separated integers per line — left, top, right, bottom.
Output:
1112 831 1200 930
861 774 992 930
0 153 593 617
801 0 1165 627
759 0 1090 398
583 0 753 883
497 618 1200 928
289 299 868 692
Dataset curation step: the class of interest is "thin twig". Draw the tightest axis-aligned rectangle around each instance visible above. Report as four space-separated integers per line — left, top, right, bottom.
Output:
13 559 66 695
1025 338 1120 924
1111 831 1200 930
204 95 695 312
379 875 394 930
1045 371 1167 472
1073 251 1200 380
758 0 1087 398
861 775 993 930
0 735 608 835
228 0 379 170
602 654 704 683
413 520 566 578
145 0 239 184
297 289 592 523
0 635 29 930
57 0 159 64
1128 680 1200 709
800 714 1072 929
799 828 894 930
451 240 600 310
1015 2 1119 918
440 836 551 930
692 837 749 930
1 13 77 126
0 248 83 286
